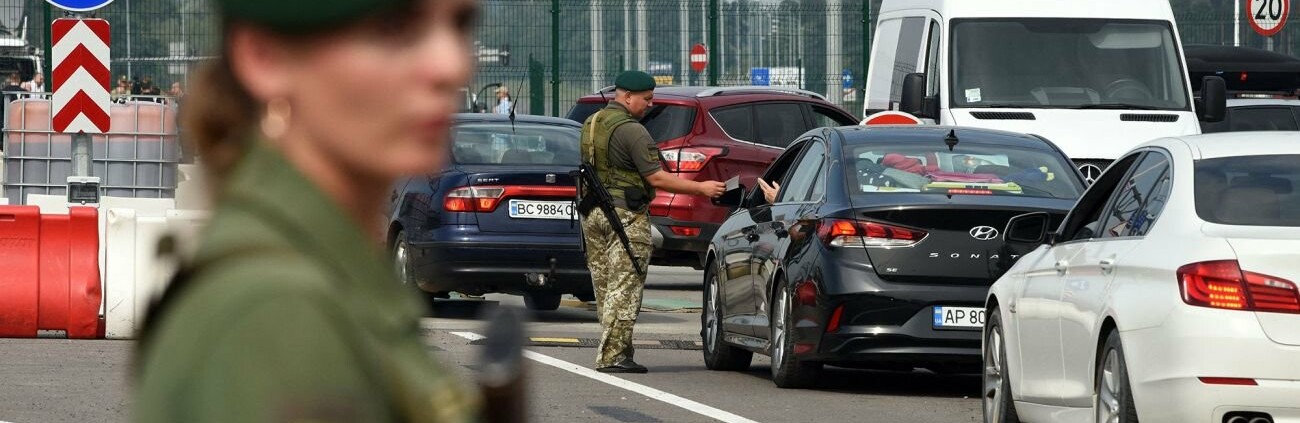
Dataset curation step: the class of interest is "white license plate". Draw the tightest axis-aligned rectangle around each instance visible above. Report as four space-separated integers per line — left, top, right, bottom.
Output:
932 306 985 329
508 200 574 220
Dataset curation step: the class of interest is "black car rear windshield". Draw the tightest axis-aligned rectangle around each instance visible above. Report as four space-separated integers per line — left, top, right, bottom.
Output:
842 143 1082 199
1195 155 1300 227
451 123 580 166
566 102 695 143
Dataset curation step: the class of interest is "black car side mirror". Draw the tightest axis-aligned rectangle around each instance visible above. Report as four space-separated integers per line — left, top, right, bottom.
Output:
1198 76 1227 123
713 184 746 209
1005 212 1053 245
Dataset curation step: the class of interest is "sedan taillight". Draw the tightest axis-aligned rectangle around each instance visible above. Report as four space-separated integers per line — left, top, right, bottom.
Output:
445 186 506 212
816 219 927 248
443 185 575 213
1178 260 1300 313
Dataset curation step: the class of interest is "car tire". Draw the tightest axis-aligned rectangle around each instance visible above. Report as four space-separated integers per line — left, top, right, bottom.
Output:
702 263 752 371
983 308 1020 423
770 277 822 389
392 231 451 303
524 292 562 311
392 231 417 287
1097 330 1139 423
575 291 596 303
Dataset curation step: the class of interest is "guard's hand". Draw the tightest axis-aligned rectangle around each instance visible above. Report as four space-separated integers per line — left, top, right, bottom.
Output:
757 178 780 204
698 180 726 198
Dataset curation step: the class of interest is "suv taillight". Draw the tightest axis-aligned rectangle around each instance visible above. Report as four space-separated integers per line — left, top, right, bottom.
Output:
1178 260 1300 313
816 219 927 248
661 147 724 172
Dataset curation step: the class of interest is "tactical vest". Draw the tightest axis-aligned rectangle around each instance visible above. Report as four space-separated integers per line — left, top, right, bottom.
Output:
581 107 655 210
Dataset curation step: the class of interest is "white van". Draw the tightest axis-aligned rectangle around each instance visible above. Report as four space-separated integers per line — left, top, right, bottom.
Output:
863 0 1226 181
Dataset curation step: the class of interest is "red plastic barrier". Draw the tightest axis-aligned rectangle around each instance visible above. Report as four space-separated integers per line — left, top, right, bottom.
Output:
0 206 41 337
0 206 102 339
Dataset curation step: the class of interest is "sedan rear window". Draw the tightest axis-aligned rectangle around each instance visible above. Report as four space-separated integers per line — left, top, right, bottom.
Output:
1195 155 1300 227
843 143 1082 199
451 123 580 166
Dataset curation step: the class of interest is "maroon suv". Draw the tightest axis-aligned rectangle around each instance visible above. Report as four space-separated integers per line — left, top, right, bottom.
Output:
567 86 860 268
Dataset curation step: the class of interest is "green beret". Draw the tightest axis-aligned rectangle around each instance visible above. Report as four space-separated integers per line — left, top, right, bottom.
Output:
219 0 411 33
615 71 656 92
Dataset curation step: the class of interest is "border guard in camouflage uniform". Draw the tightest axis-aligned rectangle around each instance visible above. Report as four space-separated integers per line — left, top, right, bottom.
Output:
580 71 726 373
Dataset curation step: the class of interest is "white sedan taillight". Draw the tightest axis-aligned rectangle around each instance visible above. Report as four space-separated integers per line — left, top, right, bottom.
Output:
1178 260 1300 313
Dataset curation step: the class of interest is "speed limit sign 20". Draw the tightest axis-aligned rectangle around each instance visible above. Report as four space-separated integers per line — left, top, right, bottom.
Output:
1249 0 1290 37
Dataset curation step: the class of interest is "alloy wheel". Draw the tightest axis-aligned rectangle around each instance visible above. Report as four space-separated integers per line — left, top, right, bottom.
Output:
983 326 1005 422
394 239 410 285
705 275 720 354
1097 349 1121 423
771 288 788 370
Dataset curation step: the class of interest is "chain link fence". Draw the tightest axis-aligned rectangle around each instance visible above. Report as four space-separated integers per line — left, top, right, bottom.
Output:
0 0 1297 119
0 0 216 96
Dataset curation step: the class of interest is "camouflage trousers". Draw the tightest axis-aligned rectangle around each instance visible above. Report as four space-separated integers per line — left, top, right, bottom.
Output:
581 207 653 368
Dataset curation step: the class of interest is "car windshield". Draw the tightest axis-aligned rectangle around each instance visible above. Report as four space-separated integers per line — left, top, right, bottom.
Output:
566 102 695 143
843 142 1082 199
951 19 1189 110
1195 154 1300 227
451 123 580 166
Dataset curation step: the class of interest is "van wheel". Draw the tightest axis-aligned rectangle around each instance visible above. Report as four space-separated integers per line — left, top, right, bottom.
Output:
524 293 562 311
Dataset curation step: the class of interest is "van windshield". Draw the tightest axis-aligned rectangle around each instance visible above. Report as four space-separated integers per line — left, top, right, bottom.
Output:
951 19 1189 111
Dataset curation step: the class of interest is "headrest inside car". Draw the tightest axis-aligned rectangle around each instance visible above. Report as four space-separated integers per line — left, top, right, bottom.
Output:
1230 175 1293 194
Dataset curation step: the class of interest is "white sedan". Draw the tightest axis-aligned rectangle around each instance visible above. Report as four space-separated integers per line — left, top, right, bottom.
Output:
982 132 1300 423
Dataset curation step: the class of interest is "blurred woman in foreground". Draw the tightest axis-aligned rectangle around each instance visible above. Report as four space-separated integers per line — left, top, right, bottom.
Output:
134 0 481 421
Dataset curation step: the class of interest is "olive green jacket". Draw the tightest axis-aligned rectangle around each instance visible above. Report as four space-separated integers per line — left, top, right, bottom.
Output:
134 142 477 422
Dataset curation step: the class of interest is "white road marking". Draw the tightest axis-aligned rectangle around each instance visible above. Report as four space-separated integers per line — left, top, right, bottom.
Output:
450 331 759 423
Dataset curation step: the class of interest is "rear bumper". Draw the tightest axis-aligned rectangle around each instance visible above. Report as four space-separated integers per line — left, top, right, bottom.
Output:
650 216 718 259
1123 307 1300 422
793 259 991 367
408 228 591 295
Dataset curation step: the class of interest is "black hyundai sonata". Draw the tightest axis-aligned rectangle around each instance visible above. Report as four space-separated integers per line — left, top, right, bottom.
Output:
702 125 1085 388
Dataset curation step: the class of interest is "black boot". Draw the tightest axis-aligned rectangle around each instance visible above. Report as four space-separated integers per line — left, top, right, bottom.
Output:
596 358 648 374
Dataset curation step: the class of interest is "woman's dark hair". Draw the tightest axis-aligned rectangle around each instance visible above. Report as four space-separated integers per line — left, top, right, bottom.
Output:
180 56 259 187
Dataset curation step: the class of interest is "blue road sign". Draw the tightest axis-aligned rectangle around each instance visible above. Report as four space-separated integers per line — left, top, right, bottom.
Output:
750 68 770 86
46 0 114 12
842 69 854 89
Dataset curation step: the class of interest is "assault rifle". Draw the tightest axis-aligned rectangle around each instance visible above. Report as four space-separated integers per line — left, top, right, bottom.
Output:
571 163 645 277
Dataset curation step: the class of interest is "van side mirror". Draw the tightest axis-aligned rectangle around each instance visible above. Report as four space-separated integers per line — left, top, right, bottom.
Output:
1198 76 1227 123
900 73 929 118
1004 212 1053 245
713 184 747 209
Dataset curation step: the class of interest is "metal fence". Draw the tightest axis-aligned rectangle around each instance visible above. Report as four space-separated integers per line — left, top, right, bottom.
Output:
0 0 1298 120
0 0 216 97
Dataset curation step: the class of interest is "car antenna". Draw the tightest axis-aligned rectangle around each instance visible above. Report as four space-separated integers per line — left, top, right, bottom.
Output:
508 78 525 134
945 129 959 151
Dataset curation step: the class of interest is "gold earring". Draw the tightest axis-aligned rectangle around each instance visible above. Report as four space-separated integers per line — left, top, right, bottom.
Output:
261 98 291 140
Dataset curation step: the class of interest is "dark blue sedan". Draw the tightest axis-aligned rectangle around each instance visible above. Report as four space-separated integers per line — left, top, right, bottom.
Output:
386 114 589 310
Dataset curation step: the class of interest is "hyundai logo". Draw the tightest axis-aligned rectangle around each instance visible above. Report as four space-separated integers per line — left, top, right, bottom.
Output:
970 226 999 241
